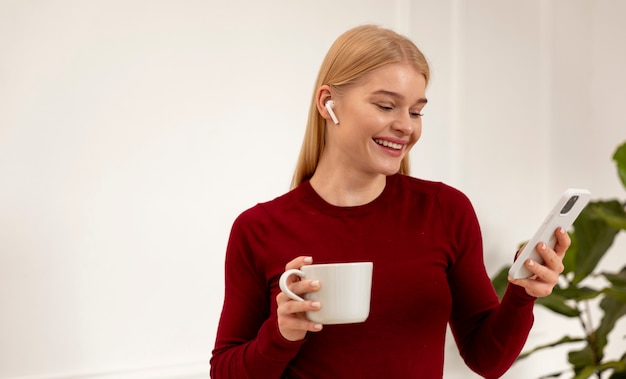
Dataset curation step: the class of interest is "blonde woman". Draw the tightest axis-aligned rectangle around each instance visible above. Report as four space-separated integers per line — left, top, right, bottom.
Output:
211 25 568 378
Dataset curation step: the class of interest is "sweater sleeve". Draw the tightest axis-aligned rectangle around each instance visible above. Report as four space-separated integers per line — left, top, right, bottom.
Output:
442 188 536 379
210 208 305 378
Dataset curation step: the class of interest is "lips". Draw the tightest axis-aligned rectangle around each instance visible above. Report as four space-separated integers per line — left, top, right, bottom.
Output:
373 138 403 150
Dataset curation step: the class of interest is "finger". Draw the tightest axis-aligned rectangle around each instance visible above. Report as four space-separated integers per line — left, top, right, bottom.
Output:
276 280 322 313
276 293 323 329
535 242 565 274
553 227 571 256
276 298 324 341
524 256 560 285
277 315 323 334
509 275 554 298
280 298 322 316
287 279 321 296
285 256 314 271
276 292 308 314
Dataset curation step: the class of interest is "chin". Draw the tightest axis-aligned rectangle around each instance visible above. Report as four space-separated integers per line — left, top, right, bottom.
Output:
378 165 402 176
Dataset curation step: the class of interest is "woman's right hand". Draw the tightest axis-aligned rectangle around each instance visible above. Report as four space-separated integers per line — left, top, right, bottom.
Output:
276 256 323 341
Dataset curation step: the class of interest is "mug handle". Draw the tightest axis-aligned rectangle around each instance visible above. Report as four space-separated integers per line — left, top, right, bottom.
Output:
279 269 306 301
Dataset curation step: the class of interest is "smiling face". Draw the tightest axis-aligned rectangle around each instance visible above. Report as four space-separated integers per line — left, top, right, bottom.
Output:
323 62 427 178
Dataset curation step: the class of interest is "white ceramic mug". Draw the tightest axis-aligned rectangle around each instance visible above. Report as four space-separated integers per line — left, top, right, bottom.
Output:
279 262 373 325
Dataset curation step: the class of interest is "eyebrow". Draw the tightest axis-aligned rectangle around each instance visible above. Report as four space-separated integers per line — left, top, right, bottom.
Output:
372 89 428 105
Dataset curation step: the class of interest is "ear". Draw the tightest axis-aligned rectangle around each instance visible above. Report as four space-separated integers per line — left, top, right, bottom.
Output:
316 85 335 124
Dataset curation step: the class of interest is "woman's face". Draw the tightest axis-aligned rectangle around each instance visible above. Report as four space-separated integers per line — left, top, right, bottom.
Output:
325 62 427 178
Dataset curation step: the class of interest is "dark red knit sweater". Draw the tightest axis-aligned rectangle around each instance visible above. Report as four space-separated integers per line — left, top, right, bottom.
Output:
211 174 535 378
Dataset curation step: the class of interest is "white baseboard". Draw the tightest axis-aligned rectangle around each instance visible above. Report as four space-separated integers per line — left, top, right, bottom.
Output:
7 362 208 379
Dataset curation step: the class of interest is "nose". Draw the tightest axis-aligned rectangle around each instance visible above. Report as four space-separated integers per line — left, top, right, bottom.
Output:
391 113 414 135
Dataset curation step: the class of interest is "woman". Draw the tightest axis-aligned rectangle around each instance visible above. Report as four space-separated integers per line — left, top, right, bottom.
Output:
210 25 567 378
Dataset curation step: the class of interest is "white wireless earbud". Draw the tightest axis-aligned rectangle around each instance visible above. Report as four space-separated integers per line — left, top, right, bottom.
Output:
325 100 339 125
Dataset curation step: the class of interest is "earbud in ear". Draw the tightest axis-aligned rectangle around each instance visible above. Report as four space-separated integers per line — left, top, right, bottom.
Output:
325 100 339 125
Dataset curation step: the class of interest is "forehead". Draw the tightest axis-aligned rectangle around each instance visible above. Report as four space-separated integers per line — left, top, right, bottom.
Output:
354 63 427 99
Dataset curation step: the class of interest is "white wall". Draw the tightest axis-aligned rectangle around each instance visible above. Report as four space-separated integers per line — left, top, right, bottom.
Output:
0 1 624 378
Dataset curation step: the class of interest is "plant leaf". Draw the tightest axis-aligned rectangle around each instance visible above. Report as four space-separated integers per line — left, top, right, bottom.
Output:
603 270 626 288
594 200 626 230
603 286 626 303
613 141 626 190
536 292 580 317
569 346 595 375
564 231 578 275
572 365 597 379
608 352 626 379
518 335 585 360
553 285 603 302
538 371 567 379
491 265 510 300
597 360 626 372
599 360 626 378
595 267 626 354
571 202 621 284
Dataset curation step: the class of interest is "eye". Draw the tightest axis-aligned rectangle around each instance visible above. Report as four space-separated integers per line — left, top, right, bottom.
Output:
410 111 424 118
376 104 393 111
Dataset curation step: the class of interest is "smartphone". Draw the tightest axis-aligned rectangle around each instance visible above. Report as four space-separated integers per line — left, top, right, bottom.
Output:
508 188 591 279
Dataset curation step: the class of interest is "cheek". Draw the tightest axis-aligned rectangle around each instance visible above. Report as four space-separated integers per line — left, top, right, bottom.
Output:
410 123 423 145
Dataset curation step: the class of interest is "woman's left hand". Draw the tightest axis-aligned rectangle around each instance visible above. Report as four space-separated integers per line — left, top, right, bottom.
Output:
508 227 570 298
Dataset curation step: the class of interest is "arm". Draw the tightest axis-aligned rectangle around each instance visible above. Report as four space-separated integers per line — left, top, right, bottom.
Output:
442 190 536 379
451 279 536 379
445 189 570 379
210 210 305 379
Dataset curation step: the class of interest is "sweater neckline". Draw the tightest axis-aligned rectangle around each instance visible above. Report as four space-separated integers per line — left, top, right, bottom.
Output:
300 175 396 217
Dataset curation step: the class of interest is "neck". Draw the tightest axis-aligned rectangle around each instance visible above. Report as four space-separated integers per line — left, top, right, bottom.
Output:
309 165 387 207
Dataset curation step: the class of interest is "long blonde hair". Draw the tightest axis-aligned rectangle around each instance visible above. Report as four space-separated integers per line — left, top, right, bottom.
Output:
290 25 430 189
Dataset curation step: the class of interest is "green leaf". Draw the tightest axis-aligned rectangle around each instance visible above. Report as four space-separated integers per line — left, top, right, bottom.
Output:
599 360 626 378
572 366 596 379
571 202 621 284
603 269 626 288
564 231 578 275
608 352 626 378
491 265 510 300
536 292 580 317
553 285 603 302
518 335 585 360
594 200 626 230
613 141 626 190
603 286 626 303
572 365 597 379
538 371 567 379
595 267 626 354
597 360 626 372
569 346 595 374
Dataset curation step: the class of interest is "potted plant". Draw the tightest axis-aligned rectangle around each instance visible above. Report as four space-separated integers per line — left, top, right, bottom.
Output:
492 141 626 379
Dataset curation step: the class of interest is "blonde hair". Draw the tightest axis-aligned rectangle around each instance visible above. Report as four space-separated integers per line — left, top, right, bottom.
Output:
290 25 430 189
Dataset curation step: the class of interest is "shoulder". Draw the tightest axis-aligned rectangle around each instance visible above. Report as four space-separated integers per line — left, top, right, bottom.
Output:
392 174 473 209
233 185 308 227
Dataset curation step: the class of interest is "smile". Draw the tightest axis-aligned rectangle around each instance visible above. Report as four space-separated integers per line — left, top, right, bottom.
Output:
374 139 403 150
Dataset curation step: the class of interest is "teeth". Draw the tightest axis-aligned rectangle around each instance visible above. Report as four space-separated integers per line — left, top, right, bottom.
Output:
374 139 402 150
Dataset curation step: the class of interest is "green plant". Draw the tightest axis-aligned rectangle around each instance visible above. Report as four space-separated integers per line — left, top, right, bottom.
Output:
492 141 626 379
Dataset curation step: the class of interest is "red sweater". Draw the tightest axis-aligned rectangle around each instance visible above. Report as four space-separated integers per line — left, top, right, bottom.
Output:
210 174 535 378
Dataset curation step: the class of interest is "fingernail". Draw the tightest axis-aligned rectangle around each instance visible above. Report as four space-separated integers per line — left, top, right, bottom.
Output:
559 227 566 234
304 256 313 263
314 324 323 330
311 301 321 308
527 259 535 267
538 242 546 251
311 280 320 288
